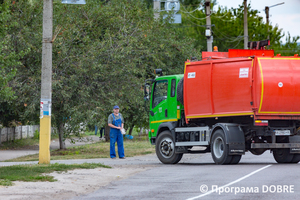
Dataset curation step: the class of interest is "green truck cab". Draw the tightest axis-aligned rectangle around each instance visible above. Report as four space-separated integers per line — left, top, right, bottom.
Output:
147 74 183 142
144 73 185 164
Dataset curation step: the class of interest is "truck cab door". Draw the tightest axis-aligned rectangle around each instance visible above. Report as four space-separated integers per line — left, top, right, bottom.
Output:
150 80 169 128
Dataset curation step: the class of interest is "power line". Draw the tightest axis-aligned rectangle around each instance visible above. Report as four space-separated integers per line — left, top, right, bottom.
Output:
179 2 203 14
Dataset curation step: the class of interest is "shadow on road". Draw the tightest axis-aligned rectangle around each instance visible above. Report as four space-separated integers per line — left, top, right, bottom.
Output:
177 162 279 166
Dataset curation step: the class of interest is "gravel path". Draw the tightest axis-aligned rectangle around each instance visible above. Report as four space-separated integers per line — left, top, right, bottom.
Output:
0 154 162 200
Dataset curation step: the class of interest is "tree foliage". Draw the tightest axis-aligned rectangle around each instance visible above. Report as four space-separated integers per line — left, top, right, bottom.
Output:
179 2 299 53
0 2 29 126
0 2 24 103
3 0 200 148
2 0 299 148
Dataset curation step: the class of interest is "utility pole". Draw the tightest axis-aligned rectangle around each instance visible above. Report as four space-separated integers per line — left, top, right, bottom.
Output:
39 0 84 164
244 0 248 49
39 0 53 164
265 2 284 40
153 0 160 19
205 0 212 52
265 6 269 40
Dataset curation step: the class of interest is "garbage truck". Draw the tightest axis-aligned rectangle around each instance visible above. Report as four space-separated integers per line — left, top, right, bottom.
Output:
144 40 300 165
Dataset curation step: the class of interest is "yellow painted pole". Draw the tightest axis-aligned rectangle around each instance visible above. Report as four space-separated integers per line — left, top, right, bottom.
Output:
39 0 52 164
39 116 51 164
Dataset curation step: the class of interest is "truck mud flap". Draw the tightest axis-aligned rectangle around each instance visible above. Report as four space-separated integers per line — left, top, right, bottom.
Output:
290 135 300 153
212 123 245 155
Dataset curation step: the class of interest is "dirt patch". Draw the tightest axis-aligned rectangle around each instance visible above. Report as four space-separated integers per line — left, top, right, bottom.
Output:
0 165 153 200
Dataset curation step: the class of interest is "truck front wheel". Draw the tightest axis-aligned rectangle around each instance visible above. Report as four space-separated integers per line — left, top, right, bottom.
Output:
156 131 183 164
211 129 233 165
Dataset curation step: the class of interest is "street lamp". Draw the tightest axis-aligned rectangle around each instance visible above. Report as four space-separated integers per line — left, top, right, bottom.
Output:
265 2 284 39
39 0 85 164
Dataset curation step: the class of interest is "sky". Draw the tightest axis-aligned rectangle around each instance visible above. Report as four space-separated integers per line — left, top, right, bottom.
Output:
215 0 300 42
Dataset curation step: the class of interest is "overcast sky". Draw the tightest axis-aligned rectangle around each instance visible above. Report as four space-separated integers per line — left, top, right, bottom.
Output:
215 0 300 42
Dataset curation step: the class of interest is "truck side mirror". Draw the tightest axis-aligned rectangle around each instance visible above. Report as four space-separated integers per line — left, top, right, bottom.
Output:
154 69 163 76
144 83 150 101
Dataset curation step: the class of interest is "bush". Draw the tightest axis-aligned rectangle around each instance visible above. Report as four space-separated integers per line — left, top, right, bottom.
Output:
33 130 39 139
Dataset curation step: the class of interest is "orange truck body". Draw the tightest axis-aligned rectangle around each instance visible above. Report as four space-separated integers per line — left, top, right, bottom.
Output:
184 49 300 122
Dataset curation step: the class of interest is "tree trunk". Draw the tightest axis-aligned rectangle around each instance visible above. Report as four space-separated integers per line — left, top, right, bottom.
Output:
58 123 66 149
104 125 110 142
128 125 134 135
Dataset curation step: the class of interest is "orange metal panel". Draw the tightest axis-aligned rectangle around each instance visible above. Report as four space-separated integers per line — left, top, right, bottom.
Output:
184 61 212 118
255 57 300 115
184 58 253 119
228 49 274 58
212 59 253 114
184 55 300 121
202 52 228 60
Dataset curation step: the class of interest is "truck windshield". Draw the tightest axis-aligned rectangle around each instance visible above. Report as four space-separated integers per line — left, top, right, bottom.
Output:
152 80 168 108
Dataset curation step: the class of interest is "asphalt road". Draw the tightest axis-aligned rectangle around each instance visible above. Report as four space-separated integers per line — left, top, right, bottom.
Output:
73 151 300 200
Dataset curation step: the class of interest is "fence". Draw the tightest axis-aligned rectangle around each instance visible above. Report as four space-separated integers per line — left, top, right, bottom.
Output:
0 125 40 144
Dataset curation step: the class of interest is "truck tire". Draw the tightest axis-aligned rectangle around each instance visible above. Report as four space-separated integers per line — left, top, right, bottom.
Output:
290 154 300 163
211 129 233 165
249 148 267 155
177 78 184 105
273 149 294 163
155 130 183 164
230 155 242 164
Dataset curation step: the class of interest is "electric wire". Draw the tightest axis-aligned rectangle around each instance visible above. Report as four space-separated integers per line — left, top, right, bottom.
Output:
179 2 203 14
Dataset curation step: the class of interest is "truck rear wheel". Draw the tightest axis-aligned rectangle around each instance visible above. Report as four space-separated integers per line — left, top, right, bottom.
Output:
211 129 233 165
155 130 183 164
273 149 294 163
290 154 300 163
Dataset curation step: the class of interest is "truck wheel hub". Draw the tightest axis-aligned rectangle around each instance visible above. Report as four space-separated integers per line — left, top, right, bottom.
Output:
213 137 224 159
160 138 174 158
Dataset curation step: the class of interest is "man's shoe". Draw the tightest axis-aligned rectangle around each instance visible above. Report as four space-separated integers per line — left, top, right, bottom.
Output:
111 157 116 159
119 157 126 159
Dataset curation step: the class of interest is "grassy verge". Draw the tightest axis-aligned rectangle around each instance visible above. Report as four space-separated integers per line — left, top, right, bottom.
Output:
6 135 155 162
0 133 59 150
0 138 39 150
0 163 110 186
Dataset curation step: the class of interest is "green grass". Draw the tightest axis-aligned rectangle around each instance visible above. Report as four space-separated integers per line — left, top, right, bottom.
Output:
0 138 39 150
84 131 96 136
6 134 155 162
0 127 146 150
0 163 110 186
0 132 60 150
86 127 146 137
0 179 13 186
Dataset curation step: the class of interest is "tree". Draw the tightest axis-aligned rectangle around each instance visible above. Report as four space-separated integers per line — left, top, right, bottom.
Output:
272 32 300 56
0 2 28 126
6 0 200 148
0 2 19 103
179 2 288 52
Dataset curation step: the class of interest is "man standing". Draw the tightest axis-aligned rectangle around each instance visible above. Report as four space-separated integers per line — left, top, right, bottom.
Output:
108 105 125 159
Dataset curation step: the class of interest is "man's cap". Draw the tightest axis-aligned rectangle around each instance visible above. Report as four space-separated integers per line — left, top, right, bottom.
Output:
113 105 119 109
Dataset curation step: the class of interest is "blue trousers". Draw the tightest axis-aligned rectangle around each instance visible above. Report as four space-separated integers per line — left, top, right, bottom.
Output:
95 125 105 137
95 125 98 135
110 131 125 158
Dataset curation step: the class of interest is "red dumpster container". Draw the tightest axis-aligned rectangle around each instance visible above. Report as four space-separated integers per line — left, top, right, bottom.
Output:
184 53 300 122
